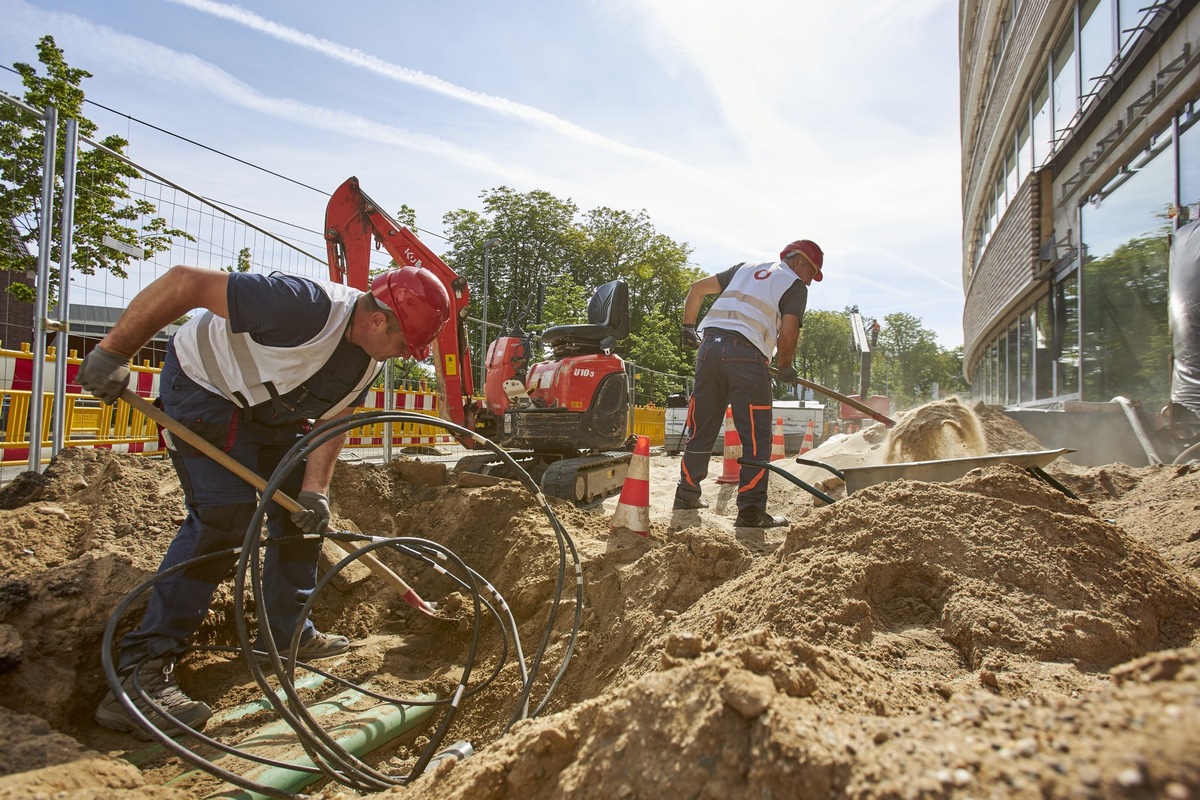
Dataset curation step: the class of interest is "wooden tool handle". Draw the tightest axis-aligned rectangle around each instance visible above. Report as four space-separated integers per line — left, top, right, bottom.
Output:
120 388 434 609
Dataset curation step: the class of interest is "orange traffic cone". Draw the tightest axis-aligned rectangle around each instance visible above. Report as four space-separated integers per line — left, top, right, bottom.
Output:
799 419 815 454
771 416 785 461
716 406 741 484
611 435 651 537
831 421 841 436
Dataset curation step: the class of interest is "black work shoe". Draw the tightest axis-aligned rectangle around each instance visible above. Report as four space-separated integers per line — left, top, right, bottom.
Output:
673 495 708 510
734 507 788 528
94 657 213 739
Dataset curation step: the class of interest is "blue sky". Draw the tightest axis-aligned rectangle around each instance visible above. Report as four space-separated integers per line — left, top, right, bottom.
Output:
1 0 965 346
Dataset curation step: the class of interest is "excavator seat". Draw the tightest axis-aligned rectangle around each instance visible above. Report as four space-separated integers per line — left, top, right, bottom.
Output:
541 280 630 356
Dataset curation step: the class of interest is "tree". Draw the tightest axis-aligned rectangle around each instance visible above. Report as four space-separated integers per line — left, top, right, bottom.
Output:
792 309 857 400
874 312 948 410
627 307 693 405
441 188 700 397
0 36 191 306
221 247 252 273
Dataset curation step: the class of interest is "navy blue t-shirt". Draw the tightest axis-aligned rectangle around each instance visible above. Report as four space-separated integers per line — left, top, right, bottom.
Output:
224 273 375 421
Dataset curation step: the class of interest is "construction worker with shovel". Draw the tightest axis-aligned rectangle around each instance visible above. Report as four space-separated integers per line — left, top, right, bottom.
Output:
79 265 451 736
675 239 823 527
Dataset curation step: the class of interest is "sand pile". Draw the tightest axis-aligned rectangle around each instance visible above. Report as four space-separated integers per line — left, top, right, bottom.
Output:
0 399 1197 798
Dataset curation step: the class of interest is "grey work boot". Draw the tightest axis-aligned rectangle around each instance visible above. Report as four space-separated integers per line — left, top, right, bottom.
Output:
94 657 213 739
255 629 350 664
296 630 350 661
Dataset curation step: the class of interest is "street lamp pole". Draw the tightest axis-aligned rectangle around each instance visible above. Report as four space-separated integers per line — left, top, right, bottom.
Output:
480 237 500 390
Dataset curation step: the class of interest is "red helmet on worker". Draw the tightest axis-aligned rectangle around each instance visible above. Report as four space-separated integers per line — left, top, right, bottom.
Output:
370 266 452 360
780 239 824 282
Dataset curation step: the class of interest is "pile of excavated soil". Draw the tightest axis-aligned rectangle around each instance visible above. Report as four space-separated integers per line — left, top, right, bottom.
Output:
0 399 1198 799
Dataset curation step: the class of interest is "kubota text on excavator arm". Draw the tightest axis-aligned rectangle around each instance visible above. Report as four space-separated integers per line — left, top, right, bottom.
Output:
324 176 477 433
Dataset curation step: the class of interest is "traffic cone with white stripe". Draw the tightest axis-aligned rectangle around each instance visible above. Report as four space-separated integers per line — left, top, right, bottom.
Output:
831 421 841 436
611 435 651 537
771 417 785 461
799 419 815 454
716 407 741 484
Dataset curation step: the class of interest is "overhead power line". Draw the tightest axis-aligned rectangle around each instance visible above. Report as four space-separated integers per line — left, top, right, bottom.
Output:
0 64 448 242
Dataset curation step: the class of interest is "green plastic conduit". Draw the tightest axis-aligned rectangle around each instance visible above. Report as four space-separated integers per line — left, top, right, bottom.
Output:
193 688 438 799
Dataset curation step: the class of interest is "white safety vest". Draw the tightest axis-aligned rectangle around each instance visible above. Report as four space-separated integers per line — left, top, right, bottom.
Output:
699 261 799 358
172 281 380 419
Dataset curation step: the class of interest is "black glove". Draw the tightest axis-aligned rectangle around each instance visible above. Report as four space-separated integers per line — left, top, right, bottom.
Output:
681 324 701 350
776 365 798 384
290 491 331 535
78 345 130 405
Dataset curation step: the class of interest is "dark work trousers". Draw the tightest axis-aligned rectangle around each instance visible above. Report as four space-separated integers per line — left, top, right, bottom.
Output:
676 330 774 512
117 355 319 672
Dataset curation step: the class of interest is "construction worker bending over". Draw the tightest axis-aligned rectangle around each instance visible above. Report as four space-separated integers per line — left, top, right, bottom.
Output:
674 239 824 527
78 265 451 736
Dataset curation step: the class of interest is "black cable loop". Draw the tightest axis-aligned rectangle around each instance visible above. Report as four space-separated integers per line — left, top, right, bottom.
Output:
100 410 584 792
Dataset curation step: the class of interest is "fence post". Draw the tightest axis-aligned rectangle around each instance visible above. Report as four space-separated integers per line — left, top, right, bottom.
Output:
28 104 57 473
50 118 80 456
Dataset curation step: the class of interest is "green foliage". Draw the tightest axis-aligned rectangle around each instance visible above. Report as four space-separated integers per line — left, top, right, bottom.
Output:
1 36 192 305
872 312 963 410
627 307 693 405
441 187 699 403
221 247 252 273
792 309 857 403
1080 228 1170 406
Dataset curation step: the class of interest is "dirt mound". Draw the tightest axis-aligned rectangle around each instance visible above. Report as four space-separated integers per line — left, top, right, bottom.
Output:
0 402 1198 798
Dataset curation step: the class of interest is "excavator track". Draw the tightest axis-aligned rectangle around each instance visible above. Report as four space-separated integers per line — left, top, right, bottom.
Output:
540 451 631 505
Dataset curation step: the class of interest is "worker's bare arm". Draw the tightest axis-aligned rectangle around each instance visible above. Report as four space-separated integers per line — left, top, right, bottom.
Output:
100 266 231 357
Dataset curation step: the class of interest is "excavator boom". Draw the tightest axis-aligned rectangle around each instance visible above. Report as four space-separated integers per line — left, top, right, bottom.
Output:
324 176 476 431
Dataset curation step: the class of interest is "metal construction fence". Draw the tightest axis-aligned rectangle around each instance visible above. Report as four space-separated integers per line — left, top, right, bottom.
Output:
1 93 680 473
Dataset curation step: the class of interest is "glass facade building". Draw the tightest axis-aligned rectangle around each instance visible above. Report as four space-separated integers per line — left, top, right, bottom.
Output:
960 0 1200 411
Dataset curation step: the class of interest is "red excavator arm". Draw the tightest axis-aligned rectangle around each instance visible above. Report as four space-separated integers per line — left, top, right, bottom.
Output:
324 176 476 432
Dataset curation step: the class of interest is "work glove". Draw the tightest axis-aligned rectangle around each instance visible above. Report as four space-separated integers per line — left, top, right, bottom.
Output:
78 345 131 405
681 324 701 350
290 491 331 535
776 365 798 385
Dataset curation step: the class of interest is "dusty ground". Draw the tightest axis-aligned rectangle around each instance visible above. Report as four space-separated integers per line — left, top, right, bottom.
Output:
0 398 1197 799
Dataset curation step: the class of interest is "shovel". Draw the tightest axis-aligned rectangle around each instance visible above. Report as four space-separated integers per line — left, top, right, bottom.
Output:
768 368 896 428
121 388 446 619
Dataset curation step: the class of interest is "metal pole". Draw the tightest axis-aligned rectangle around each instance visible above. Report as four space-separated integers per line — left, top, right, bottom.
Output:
28 105 57 472
50 118 79 455
479 238 499 390
383 359 394 463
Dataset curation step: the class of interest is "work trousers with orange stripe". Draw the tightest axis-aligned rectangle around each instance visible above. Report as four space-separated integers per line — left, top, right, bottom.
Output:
676 329 773 512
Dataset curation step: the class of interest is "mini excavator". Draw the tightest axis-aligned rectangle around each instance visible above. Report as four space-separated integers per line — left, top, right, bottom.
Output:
324 177 634 502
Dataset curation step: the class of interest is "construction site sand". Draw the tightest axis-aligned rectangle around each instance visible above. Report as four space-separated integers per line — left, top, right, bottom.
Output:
0 399 1197 798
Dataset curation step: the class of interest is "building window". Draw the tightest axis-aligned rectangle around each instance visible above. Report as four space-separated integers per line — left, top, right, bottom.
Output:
1180 101 1200 222
1052 23 1079 148
1079 128 1174 408
1118 0 1145 55
1053 269 1080 396
1006 322 1020 404
1032 76 1052 166
1079 0 1115 108
1019 308 1035 401
1018 114 1033 180
1035 294 1054 399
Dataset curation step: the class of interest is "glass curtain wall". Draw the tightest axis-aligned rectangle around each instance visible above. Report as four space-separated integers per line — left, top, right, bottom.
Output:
1079 129 1175 408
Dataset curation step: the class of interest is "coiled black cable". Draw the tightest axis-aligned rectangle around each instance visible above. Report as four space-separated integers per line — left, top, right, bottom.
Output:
100 411 583 796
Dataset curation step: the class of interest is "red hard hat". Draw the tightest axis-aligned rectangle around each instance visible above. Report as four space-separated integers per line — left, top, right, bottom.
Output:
780 239 824 281
369 266 451 360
